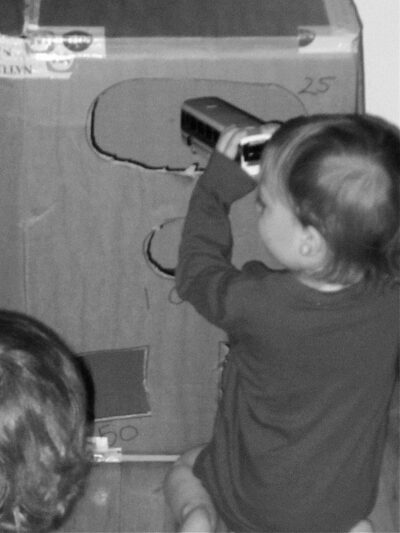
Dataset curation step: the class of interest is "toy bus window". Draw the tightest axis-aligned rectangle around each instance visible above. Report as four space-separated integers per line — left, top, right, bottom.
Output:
88 79 305 171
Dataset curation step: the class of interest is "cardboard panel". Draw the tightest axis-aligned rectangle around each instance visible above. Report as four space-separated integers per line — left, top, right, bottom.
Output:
0 0 363 453
81 347 151 420
0 82 25 309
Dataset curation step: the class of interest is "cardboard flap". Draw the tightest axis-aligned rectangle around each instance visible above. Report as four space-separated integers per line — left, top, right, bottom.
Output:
0 0 24 35
38 0 329 37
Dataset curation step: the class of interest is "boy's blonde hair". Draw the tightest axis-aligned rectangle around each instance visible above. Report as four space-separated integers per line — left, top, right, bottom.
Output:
0 311 90 532
261 114 400 284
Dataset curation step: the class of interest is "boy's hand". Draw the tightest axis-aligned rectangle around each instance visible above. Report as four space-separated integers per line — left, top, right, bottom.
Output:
216 125 249 160
216 124 278 180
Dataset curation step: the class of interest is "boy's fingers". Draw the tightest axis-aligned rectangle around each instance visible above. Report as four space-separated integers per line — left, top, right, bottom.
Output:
216 122 281 161
216 125 239 154
216 126 249 159
260 121 282 137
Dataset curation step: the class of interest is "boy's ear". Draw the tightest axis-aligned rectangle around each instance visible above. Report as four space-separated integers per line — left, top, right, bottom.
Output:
300 226 327 259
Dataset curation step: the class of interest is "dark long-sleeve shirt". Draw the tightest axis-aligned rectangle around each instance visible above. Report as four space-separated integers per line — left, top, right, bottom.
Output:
175 151 399 533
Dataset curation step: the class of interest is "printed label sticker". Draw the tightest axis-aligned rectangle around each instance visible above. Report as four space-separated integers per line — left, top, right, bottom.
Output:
0 27 105 79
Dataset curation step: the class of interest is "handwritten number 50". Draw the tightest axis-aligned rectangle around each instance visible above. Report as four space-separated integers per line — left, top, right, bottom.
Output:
98 423 139 447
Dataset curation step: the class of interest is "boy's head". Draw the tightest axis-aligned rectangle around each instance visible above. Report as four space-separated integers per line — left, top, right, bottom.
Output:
0 311 90 532
259 114 400 285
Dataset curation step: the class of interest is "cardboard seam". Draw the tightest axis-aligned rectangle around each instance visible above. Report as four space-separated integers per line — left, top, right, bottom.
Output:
23 0 41 33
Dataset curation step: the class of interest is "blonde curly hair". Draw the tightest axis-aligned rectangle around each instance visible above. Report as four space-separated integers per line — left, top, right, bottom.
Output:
0 311 90 532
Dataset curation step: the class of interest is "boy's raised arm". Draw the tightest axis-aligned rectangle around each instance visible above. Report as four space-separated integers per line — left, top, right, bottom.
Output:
175 128 256 326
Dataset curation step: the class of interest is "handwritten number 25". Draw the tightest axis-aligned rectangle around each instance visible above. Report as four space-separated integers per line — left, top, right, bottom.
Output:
299 76 336 96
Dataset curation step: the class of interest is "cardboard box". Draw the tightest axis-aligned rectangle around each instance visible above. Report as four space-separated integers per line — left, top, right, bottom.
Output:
0 0 363 453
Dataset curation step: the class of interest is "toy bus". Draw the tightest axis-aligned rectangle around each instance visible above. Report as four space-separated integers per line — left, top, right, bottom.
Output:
181 96 281 176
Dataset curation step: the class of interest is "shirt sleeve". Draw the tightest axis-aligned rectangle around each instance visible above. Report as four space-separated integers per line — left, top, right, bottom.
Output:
175 151 256 327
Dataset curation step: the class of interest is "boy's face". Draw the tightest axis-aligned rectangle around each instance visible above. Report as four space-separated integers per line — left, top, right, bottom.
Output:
256 183 306 271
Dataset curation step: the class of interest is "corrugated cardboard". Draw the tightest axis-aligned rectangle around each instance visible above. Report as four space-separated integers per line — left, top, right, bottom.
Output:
0 0 363 453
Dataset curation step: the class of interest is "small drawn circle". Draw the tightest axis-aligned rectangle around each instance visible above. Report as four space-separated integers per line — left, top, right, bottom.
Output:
168 287 184 305
120 425 139 442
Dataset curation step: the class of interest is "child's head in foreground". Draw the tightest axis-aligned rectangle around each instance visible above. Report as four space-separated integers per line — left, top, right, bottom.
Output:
0 310 90 532
258 113 400 287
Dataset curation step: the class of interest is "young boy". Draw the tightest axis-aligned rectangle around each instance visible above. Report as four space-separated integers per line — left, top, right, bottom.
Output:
0 310 91 532
165 114 399 532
